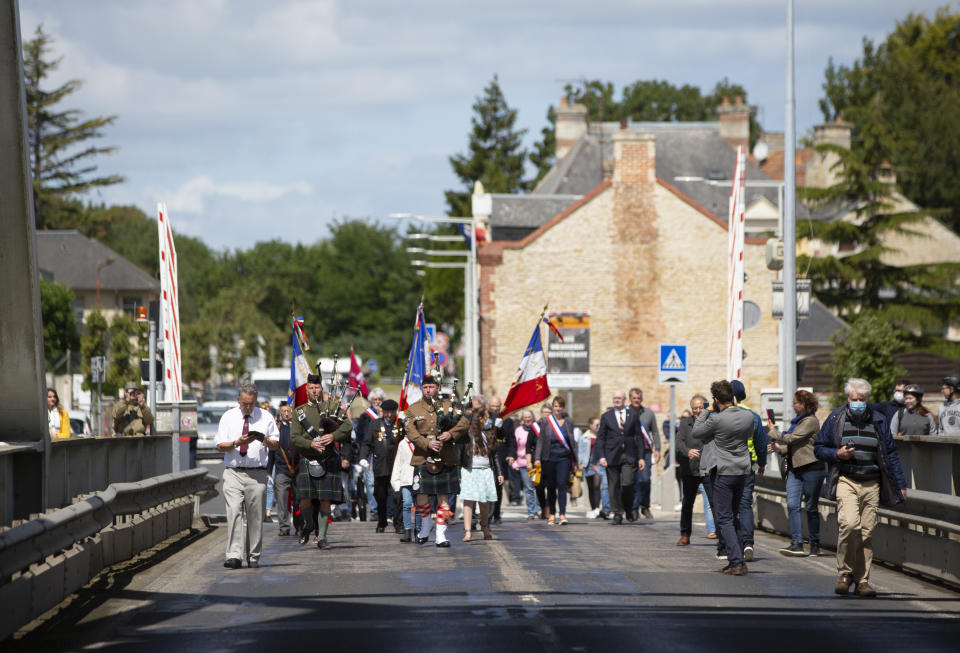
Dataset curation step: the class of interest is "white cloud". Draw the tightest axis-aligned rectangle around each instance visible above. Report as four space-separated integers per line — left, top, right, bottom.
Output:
149 175 312 214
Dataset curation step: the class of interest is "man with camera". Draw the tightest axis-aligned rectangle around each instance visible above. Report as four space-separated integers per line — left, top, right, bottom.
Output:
692 380 754 576
215 383 279 569
112 385 154 436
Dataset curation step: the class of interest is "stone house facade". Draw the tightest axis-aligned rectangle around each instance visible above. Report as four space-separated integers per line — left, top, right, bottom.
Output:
478 125 780 420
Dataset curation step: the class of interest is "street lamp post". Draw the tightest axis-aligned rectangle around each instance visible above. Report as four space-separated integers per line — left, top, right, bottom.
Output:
390 213 479 390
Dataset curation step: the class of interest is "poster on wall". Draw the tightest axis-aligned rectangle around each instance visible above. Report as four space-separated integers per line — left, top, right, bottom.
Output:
545 312 590 389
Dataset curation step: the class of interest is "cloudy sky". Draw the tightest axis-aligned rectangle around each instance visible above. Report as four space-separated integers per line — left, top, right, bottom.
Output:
20 0 949 250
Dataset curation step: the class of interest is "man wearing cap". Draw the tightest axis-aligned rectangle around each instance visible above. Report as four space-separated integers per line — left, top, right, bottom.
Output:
404 375 469 547
290 373 354 549
360 399 401 533
730 379 767 562
939 375 960 436
112 386 154 436
215 383 279 569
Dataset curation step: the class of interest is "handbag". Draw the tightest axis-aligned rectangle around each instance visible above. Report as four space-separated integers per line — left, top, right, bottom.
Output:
528 465 541 487
569 471 583 499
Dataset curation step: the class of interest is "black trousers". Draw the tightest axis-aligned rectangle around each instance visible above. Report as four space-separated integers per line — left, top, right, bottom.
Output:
373 475 391 528
605 462 636 516
679 472 703 537
493 479 503 519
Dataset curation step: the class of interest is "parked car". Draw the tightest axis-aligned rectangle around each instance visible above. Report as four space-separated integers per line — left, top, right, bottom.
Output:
69 411 93 437
196 401 235 455
203 386 238 403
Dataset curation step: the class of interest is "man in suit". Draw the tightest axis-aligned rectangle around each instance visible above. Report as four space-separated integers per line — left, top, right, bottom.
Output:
676 394 708 545
627 387 661 520
360 399 400 533
596 390 647 525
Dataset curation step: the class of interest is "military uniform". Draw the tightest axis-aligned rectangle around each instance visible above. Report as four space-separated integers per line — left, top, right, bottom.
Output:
112 400 154 436
360 417 400 531
404 396 469 496
290 398 353 503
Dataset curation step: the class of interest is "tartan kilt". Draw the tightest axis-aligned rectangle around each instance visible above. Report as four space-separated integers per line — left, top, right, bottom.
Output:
295 457 344 502
416 464 460 496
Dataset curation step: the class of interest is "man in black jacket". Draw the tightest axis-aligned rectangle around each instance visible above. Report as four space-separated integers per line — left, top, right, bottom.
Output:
487 395 514 525
269 402 297 536
675 394 708 545
360 399 400 533
596 390 647 525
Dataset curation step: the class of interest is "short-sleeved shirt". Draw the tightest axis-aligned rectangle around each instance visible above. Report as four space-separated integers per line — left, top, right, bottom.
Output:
215 405 279 468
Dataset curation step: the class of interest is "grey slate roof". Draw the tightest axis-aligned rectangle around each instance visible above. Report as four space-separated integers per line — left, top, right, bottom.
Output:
797 299 848 343
36 230 160 292
494 119 827 239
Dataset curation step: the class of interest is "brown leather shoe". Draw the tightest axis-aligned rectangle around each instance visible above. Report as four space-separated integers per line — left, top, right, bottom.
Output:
720 564 748 576
834 573 854 595
641 508 654 519
855 580 877 597
677 536 690 546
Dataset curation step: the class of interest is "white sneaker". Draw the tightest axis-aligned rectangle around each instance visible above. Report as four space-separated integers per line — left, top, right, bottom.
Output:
673 503 683 511
585 508 598 519
743 545 754 562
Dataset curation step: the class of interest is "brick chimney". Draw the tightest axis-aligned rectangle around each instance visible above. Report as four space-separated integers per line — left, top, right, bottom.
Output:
612 124 655 186
806 117 853 188
717 95 750 150
555 97 588 160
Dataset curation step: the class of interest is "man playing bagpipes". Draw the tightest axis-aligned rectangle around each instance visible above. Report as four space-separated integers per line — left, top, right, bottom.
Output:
291 373 354 549
404 375 469 547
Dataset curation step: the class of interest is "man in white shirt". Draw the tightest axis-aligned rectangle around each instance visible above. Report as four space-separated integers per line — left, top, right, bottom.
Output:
215 383 279 569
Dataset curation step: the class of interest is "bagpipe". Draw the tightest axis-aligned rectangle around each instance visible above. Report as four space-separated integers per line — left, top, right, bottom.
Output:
423 357 473 474
298 354 364 478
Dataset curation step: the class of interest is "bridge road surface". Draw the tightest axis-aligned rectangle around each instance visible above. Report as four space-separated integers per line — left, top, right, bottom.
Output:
10 503 960 653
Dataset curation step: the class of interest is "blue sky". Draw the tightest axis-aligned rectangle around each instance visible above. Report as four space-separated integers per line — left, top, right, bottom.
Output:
20 0 951 250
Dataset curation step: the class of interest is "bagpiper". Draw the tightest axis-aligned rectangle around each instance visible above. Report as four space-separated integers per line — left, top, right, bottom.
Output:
290 373 353 549
404 375 469 547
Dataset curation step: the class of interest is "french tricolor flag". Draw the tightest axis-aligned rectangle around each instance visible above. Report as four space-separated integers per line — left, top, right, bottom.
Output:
399 304 430 411
500 320 551 418
288 316 311 407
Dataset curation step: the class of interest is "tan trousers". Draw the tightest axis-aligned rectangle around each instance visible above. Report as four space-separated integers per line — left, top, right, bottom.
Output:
223 467 267 562
835 475 879 582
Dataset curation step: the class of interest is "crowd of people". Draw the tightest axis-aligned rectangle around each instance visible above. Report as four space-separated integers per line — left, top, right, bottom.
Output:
212 372 960 596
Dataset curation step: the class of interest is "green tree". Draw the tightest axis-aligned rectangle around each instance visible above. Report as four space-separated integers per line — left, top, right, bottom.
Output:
799 140 960 350
23 26 124 228
529 105 556 186
819 7 960 233
445 74 529 217
80 311 109 393
39 277 79 370
106 313 141 393
830 312 906 405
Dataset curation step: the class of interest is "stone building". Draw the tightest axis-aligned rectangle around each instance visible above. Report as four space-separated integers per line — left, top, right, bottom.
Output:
476 100 783 419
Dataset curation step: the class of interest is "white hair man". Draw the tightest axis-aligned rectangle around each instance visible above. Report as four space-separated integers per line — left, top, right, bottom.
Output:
814 377 907 597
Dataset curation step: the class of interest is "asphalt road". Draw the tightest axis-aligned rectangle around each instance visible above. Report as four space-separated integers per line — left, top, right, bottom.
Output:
11 500 960 652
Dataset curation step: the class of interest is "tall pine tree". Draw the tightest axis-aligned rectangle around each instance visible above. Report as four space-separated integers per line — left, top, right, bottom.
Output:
444 75 529 216
24 25 124 228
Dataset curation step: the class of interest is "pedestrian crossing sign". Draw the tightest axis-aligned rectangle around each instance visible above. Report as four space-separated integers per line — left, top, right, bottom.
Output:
658 343 688 385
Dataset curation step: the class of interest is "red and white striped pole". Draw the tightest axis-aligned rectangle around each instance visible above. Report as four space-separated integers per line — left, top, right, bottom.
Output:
727 146 746 381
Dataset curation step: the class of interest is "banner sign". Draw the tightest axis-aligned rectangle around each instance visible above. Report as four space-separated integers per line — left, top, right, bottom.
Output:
545 312 590 389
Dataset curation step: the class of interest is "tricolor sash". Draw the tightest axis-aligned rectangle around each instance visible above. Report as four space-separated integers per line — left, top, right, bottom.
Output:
365 407 379 421
639 420 653 449
532 421 541 435
547 414 571 451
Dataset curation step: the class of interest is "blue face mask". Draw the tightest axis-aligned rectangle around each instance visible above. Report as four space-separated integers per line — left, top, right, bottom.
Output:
848 401 867 415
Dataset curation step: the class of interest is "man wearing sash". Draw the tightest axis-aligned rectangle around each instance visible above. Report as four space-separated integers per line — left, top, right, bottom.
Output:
626 387 660 520
597 390 646 525
360 399 400 533
404 376 469 547
290 373 354 549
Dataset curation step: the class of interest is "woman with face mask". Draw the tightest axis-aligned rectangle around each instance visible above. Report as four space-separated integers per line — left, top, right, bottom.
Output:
814 378 907 598
889 385 937 436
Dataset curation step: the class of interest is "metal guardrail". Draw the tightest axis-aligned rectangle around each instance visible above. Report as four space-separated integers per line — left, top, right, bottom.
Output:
755 472 960 589
0 467 216 583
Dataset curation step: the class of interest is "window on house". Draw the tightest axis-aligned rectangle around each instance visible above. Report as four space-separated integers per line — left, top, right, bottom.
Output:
122 296 142 315
74 296 85 327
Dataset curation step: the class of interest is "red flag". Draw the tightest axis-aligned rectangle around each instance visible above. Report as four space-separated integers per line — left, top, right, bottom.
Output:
543 317 564 342
501 320 551 418
349 346 369 398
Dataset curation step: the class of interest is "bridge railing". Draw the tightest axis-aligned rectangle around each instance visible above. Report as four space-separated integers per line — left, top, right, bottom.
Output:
755 465 960 589
0 467 217 640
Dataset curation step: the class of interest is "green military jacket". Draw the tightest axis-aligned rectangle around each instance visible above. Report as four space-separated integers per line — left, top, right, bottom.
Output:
404 397 468 467
290 399 353 460
112 400 154 436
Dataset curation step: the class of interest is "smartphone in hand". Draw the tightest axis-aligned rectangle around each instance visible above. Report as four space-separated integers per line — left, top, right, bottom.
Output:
766 409 776 422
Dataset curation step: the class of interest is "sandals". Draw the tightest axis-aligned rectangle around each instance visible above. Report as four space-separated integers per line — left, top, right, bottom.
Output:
462 531 472 542
547 516 556 525
558 515 569 525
